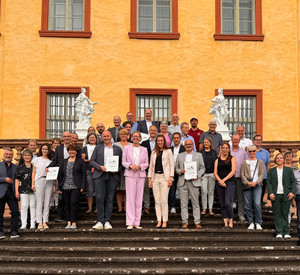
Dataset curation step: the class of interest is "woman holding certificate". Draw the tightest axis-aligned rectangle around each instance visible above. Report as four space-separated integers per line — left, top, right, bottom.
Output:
58 144 86 229
32 144 54 230
214 143 237 229
148 135 174 228
122 131 148 229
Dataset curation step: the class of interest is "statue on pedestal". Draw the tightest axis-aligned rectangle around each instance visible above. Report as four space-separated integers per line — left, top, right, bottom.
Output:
74 88 98 138
209 88 231 140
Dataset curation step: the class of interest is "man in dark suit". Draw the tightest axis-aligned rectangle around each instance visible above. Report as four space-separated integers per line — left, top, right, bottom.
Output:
108 116 123 142
19 139 38 166
141 125 158 214
137 109 159 134
169 132 185 214
48 131 80 222
90 130 123 229
0 148 19 238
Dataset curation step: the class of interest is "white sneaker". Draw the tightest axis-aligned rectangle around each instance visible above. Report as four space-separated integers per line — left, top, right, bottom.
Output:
92 222 103 229
104 222 113 229
276 234 283 238
256 223 262 230
284 234 291 239
247 223 255 230
170 207 176 214
20 225 27 230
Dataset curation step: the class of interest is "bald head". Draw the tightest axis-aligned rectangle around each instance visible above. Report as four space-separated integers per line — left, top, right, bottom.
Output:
102 130 112 145
96 122 105 134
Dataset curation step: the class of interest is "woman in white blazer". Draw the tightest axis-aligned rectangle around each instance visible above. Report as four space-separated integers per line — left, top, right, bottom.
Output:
148 134 174 228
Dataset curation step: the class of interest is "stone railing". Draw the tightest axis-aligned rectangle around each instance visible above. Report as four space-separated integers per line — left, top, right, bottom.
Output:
0 139 298 166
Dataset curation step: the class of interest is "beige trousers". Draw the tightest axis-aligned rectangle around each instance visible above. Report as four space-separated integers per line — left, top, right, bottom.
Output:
152 174 169 222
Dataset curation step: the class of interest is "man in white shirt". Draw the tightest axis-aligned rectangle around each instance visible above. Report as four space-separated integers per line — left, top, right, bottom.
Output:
168 113 181 135
90 131 123 229
229 125 252 150
169 132 185 214
137 109 159 134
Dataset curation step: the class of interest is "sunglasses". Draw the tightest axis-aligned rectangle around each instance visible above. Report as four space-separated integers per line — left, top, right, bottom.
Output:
248 150 256 153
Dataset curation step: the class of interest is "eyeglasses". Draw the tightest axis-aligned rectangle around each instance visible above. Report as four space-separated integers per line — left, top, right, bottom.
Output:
248 150 256 153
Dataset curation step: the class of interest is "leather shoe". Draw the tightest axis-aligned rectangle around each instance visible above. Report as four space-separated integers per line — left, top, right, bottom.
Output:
143 208 150 214
195 224 202 229
181 223 188 229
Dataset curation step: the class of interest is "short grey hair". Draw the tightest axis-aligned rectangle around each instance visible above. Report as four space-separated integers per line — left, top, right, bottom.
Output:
247 145 257 152
209 119 217 124
160 121 168 126
181 122 189 129
3 147 14 156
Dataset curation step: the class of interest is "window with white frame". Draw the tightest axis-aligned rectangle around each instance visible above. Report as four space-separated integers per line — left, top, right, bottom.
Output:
136 95 172 124
137 0 172 33
221 0 255 35
225 95 256 139
49 0 84 31
46 93 78 138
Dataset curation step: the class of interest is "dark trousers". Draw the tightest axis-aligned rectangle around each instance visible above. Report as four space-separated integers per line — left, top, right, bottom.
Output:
271 194 291 235
63 189 81 223
296 195 300 238
94 173 119 224
0 187 19 232
216 181 235 219
57 192 66 219
168 173 178 209
261 179 267 204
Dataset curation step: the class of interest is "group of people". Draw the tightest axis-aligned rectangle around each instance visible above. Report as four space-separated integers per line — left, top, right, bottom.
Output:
0 109 299 246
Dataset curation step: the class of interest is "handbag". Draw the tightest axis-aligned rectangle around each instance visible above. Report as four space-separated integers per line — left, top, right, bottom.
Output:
242 160 258 192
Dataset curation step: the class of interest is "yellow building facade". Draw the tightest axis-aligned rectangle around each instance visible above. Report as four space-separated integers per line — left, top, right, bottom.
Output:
0 0 299 141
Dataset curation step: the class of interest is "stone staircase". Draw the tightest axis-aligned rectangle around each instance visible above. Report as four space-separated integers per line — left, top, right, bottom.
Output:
1 201 300 274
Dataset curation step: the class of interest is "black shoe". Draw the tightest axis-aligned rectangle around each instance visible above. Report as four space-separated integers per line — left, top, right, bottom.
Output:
54 217 63 222
0 231 5 239
10 231 20 238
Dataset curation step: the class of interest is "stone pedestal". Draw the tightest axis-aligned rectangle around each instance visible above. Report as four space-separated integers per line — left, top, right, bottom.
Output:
217 125 231 141
75 127 88 139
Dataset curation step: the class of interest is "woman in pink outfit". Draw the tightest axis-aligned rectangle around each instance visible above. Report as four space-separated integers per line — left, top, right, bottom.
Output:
122 131 149 230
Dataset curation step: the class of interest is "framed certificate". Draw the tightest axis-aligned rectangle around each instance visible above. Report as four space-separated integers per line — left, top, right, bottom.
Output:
106 156 119 172
184 161 197 180
46 167 59 181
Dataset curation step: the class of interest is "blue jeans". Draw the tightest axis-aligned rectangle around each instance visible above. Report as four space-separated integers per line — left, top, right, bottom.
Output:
296 195 300 238
243 185 262 224
94 173 119 224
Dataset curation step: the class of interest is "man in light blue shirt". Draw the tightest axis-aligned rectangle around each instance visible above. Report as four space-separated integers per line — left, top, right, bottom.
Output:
253 135 270 205
171 122 196 151
126 112 138 133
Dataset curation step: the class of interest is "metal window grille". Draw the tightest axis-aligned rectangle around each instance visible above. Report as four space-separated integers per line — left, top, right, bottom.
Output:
225 96 256 139
221 0 255 35
136 95 172 124
137 0 172 33
46 93 78 139
49 0 84 31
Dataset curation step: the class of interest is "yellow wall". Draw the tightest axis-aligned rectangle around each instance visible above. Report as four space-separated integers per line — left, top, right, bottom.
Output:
0 0 299 140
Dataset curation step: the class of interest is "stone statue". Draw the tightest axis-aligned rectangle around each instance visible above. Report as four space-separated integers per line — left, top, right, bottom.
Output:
74 87 98 138
209 88 231 140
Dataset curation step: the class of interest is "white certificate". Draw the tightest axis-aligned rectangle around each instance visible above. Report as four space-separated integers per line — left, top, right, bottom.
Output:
106 156 119 172
140 133 149 143
46 167 59 181
184 161 197 180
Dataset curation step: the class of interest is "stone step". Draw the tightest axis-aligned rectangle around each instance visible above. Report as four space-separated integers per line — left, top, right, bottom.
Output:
0 263 300 274
0 244 299 255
